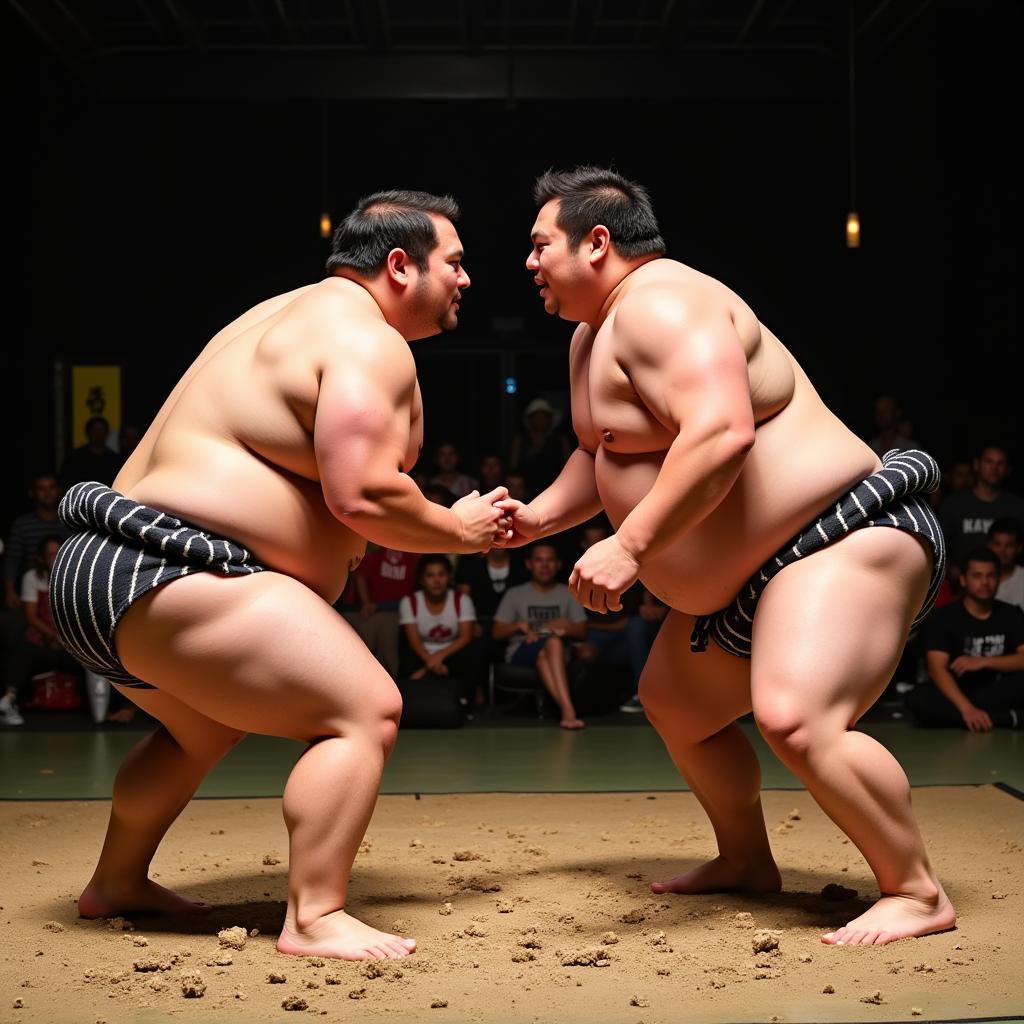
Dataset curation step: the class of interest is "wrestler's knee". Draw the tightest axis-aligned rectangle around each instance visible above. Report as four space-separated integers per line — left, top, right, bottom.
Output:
752 692 816 763
170 721 247 763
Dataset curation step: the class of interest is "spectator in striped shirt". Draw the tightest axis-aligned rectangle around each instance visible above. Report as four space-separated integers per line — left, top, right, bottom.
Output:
4 473 71 611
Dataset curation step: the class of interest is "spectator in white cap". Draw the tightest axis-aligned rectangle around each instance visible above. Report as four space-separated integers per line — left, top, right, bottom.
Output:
509 397 573 498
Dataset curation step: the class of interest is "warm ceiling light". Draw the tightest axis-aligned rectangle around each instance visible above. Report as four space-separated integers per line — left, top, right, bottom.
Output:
846 211 861 249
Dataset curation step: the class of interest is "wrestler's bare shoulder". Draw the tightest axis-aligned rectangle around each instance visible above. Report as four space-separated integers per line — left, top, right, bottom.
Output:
611 260 762 352
260 278 413 372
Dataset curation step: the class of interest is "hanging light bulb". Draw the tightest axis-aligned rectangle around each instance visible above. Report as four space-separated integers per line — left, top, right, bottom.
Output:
846 211 860 248
320 212 332 239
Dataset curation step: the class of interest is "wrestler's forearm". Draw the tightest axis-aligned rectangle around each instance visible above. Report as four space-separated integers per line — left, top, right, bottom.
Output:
615 429 752 563
528 448 603 537
339 475 470 553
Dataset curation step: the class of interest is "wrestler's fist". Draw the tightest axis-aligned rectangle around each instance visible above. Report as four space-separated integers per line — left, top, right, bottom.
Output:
452 487 511 551
569 534 640 613
492 498 542 549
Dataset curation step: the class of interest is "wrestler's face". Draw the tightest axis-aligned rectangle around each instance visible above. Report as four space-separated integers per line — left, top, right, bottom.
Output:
527 545 560 585
988 531 1022 570
961 559 999 601
527 200 586 321
411 215 470 336
975 448 1008 488
421 562 451 598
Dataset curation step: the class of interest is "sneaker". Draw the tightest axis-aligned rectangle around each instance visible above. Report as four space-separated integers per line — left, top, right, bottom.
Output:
0 694 25 726
619 694 644 713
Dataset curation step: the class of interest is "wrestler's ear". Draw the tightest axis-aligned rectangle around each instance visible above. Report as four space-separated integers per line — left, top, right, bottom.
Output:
588 225 611 266
385 247 412 288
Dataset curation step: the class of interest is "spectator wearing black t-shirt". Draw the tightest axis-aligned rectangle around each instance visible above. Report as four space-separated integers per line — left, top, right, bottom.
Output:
58 416 124 491
908 547 1024 730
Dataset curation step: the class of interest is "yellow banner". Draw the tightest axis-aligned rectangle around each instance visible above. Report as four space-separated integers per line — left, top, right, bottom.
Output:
71 365 121 446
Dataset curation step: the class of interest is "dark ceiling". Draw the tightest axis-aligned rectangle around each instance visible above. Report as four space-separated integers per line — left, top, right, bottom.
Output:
9 0 936 99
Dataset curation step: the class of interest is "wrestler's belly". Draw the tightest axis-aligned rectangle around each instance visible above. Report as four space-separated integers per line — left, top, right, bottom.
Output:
115 439 364 603
597 407 880 614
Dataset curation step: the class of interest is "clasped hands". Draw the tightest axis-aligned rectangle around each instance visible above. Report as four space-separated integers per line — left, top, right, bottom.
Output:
489 496 641 613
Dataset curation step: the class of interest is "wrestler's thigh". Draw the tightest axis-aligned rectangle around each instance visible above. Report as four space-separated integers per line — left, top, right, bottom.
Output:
111 683 247 759
750 527 931 729
638 609 752 744
114 571 401 742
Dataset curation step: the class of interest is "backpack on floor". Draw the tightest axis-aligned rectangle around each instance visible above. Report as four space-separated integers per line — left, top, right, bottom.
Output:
22 671 84 711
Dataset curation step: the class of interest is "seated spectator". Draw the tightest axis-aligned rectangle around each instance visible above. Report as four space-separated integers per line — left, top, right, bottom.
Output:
907 547 1024 730
928 456 974 511
573 522 668 712
866 394 918 458
989 517 1024 611
423 482 456 507
117 422 143 459
4 472 70 613
348 545 419 679
478 453 505 493
506 472 528 502
430 441 478 499
938 444 1024 581
1 536 81 726
492 542 588 729
619 587 668 712
509 397 573 498
399 555 481 706
58 416 124 490
456 548 529 678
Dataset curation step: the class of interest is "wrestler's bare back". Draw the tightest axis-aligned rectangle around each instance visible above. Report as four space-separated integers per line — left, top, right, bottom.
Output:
114 278 423 601
572 259 879 614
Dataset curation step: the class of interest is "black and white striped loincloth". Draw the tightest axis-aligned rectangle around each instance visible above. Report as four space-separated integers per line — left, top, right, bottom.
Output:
50 481 265 688
690 449 946 659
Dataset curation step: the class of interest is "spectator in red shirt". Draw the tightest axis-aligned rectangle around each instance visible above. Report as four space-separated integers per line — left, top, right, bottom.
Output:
343 546 419 679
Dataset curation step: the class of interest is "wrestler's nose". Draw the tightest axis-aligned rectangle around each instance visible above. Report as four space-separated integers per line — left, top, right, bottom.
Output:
458 266 471 288
525 250 539 271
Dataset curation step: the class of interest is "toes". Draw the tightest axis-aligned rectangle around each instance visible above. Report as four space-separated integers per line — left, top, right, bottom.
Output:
400 937 417 952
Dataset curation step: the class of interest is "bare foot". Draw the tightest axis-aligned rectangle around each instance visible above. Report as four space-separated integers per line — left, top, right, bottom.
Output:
822 887 956 946
651 855 782 896
79 877 212 919
559 717 585 730
278 908 416 961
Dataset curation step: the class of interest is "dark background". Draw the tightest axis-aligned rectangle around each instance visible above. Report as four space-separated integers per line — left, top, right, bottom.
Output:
5 0 1021 527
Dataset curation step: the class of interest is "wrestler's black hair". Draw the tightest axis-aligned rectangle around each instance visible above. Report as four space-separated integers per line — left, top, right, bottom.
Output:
988 517 1024 543
532 166 666 259
418 554 454 579
962 546 1001 572
325 190 461 277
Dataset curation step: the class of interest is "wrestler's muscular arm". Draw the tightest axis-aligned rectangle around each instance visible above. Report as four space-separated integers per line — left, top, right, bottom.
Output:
571 291 755 610
315 324 506 553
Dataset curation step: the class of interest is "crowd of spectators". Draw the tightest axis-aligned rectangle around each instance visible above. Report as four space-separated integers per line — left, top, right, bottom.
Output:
2 398 1022 733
